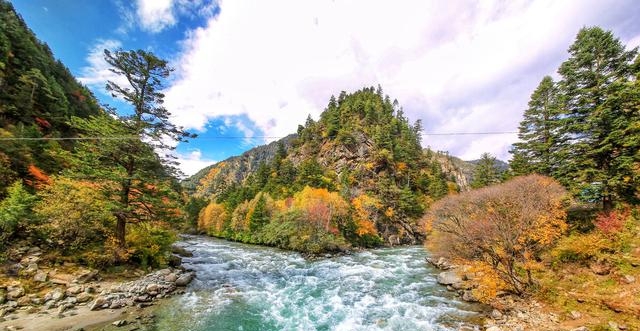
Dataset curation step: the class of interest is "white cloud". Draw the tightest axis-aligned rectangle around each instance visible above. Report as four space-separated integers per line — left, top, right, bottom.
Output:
129 0 218 34
175 149 217 176
163 0 639 162
77 1 639 166
136 0 176 33
78 39 126 92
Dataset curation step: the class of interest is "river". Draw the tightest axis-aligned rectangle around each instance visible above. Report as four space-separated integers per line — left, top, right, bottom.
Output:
154 236 483 331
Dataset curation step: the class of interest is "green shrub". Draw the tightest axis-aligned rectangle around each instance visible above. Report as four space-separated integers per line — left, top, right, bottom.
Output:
260 211 349 254
126 223 177 268
0 181 37 248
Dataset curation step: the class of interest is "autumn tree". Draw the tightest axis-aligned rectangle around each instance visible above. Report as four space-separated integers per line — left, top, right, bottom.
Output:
426 175 568 296
34 176 114 252
291 187 350 234
72 49 193 248
198 201 228 236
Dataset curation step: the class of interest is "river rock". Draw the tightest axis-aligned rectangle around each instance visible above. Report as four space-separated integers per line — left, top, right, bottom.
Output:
486 326 502 331
164 273 178 282
66 285 83 296
50 273 75 286
6 287 25 300
112 319 127 327
491 309 503 319
49 288 65 302
145 283 159 294
437 271 461 285
75 292 93 303
16 296 31 307
23 263 38 275
425 257 453 270
622 275 635 284
168 254 182 267
462 290 477 302
90 296 108 310
158 268 172 275
570 327 588 331
569 310 582 320
33 270 48 282
175 273 194 286
171 245 193 257
74 270 99 284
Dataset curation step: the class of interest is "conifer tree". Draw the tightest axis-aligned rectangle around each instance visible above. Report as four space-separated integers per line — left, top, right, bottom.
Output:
510 76 561 176
72 49 193 247
556 27 638 210
471 153 502 189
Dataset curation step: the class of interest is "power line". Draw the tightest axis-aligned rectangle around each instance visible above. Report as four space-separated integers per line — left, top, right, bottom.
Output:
0 131 518 141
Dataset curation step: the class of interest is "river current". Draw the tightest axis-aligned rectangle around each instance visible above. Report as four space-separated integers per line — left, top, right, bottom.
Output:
154 236 483 331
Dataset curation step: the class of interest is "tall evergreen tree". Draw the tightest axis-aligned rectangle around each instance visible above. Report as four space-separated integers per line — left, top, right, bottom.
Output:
471 153 502 189
72 49 193 247
556 27 638 210
510 76 561 176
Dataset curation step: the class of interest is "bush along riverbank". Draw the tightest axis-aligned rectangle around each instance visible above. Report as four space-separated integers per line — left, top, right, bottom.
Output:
0 244 195 331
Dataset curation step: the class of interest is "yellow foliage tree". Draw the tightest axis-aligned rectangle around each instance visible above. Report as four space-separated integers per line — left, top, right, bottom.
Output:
198 202 228 235
291 186 349 234
426 174 568 296
35 176 115 252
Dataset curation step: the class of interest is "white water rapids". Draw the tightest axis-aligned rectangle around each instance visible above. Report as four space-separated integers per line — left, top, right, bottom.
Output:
154 236 483 331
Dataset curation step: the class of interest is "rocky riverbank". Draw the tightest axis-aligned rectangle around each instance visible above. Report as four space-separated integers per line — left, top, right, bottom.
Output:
427 257 567 331
0 245 195 331
427 256 635 331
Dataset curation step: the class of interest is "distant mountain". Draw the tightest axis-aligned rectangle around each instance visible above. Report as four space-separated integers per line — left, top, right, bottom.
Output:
182 134 298 197
186 87 465 249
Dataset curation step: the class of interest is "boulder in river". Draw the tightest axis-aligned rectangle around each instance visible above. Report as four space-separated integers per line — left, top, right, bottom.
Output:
175 272 194 286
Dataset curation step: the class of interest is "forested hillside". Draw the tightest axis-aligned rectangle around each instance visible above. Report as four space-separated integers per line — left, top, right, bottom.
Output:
0 0 188 269
191 87 461 252
0 0 101 195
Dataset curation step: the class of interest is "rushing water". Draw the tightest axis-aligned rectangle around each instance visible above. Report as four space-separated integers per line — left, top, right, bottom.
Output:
154 236 483 331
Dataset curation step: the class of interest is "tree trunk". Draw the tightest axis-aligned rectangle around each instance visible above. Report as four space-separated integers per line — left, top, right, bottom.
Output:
602 195 613 212
117 168 132 247
116 215 126 247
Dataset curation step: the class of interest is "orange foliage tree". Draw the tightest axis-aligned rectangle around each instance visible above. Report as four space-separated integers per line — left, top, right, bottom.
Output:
26 164 51 188
351 193 381 236
291 186 349 234
425 174 569 296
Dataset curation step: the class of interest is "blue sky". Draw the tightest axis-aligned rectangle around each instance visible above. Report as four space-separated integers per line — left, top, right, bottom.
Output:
10 0 640 175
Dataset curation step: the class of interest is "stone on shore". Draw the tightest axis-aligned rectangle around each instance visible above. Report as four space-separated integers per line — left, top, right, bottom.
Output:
436 271 462 285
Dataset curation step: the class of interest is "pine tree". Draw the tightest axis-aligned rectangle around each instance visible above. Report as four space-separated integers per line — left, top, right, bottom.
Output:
510 76 561 176
556 27 638 210
72 49 193 247
471 153 502 189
